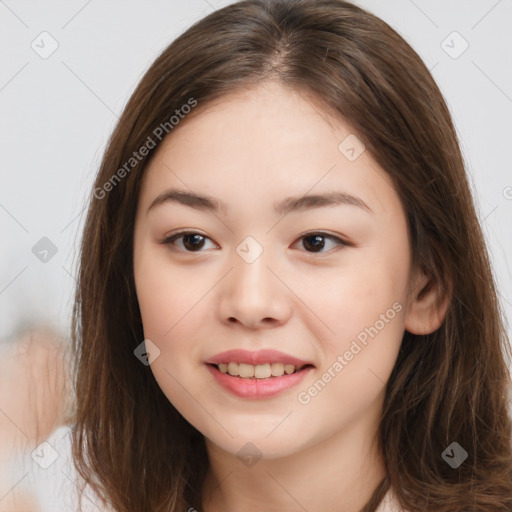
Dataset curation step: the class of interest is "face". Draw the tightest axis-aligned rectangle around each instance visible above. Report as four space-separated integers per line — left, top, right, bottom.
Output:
133 80 415 458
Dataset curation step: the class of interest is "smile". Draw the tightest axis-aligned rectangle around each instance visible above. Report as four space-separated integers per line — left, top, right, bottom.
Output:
205 363 314 399
215 362 310 379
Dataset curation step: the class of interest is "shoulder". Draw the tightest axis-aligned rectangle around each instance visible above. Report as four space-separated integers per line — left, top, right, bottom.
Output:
28 424 111 512
375 487 410 512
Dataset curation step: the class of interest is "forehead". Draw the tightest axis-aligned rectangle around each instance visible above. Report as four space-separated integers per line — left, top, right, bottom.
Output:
137 81 399 219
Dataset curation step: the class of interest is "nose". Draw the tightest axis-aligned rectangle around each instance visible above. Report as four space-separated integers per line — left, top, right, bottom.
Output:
216 249 292 330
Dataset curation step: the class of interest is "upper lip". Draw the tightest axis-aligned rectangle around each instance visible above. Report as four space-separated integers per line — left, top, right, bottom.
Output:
205 349 314 367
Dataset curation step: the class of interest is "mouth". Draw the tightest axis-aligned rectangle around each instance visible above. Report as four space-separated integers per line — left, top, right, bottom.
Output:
207 362 315 379
204 349 315 398
205 361 315 399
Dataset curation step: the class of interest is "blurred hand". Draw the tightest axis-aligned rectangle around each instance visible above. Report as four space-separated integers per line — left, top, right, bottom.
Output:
0 327 73 511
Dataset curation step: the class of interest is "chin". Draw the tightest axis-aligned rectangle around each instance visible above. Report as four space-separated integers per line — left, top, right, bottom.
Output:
200 416 318 460
207 434 304 461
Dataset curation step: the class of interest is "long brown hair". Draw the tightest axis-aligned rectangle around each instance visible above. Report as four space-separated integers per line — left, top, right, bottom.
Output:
69 1 512 510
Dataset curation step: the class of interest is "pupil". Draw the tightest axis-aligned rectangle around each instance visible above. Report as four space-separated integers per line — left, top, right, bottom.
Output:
304 235 324 252
184 234 205 251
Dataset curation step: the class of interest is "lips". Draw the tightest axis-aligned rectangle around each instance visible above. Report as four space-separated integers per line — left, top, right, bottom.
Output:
205 362 314 399
204 349 315 399
204 348 314 367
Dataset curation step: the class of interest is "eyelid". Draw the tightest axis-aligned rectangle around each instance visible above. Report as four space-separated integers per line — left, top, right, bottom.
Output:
159 230 351 254
293 231 352 254
160 230 218 252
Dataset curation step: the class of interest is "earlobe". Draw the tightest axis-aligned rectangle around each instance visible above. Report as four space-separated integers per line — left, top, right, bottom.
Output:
404 267 452 335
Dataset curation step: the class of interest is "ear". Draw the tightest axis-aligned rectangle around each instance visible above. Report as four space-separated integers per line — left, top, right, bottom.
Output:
404 264 451 335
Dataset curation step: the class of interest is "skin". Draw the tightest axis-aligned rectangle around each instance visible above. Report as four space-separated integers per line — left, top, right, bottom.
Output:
133 80 448 512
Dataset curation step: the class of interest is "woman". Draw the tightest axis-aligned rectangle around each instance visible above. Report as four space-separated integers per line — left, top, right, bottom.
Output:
63 0 512 510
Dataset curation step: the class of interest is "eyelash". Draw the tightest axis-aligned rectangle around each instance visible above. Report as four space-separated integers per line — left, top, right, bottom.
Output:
159 230 350 255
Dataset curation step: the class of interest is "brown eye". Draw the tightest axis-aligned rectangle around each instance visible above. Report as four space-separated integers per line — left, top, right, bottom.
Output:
161 232 216 252
181 233 206 251
296 232 348 254
160 230 349 254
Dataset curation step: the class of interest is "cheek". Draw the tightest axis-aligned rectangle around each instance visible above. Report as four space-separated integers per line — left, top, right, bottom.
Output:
301 261 407 350
296 293 405 434
134 247 213 379
316 289 405 396
304 239 409 387
134 253 210 421
135 246 203 339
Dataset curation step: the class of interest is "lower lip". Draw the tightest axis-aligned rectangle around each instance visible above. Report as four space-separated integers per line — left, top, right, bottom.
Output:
205 364 314 399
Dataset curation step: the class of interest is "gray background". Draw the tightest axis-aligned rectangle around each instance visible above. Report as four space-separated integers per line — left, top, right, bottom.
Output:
1 0 511 360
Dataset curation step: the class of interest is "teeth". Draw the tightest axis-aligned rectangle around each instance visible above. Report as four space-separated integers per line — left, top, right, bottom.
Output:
217 362 305 379
255 363 271 378
284 364 295 375
227 362 238 376
238 363 254 378
270 363 285 377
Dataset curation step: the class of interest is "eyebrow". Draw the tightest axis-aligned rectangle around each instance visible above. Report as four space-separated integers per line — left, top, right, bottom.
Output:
147 188 373 216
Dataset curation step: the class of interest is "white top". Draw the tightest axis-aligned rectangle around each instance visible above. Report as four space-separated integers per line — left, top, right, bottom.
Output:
22 425 407 511
14 424 108 512
375 486 408 512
